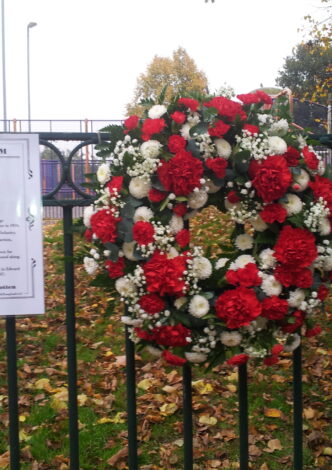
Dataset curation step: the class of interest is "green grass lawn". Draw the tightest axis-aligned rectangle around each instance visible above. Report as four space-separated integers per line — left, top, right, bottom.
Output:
0 208 332 469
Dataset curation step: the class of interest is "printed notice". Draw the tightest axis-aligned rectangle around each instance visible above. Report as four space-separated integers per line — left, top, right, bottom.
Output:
0 134 45 315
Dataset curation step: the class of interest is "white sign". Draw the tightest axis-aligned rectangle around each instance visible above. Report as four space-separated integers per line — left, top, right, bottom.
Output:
0 134 45 315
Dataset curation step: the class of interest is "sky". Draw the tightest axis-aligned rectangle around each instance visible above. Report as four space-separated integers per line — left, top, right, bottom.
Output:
0 0 327 125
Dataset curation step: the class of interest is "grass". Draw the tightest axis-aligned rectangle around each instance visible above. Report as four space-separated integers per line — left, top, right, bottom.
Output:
0 208 331 469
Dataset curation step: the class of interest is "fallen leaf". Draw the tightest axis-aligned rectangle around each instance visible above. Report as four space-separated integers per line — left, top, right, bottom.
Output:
264 439 283 453
34 378 53 392
0 451 10 469
192 380 214 395
159 402 178 416
107 447 128 466
77 394 88 406
264 408 283 418
114 355 126 367
249 444 262 457
322 447 332 456
260 464 269 470
304 407 316 420
198 415 217 426
137 378 155 391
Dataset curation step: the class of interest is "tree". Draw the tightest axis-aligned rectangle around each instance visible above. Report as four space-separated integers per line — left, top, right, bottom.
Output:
126 47 208 116
276 0 332 103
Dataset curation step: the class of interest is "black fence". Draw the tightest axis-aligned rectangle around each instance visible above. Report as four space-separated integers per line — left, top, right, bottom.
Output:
1 132 329 470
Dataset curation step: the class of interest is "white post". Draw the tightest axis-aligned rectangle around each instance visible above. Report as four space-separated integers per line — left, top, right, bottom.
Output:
27 22 37 132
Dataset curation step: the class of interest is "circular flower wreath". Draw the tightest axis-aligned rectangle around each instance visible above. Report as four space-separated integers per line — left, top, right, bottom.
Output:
83 89 332 368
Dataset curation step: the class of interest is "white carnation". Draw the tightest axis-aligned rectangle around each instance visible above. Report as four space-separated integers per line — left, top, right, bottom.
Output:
319 217 331 236
83 256 99 275
185 352 208 363
206 179 222 194
288 289 306 308
189 295 210 317
140 140 162 159
268 136 287 155
96 162 111 185
115 277 137 297
215 138 232 158
230 254 255 270
261 275 282 296
192 257 212 279
129 177 151 199
133 206 154 222
167 247 179 259
323 255 332 271
215 257 229 270
293 169 310 192
180 123 192 140
174 296 187 309
220 331 242 347
235 234 253 251
148 104 167 119
259 248 276 269
284 333 301 352
122 241 137 261
83 205 94 228
281 193 303 215
268 119 289 137
169 214 184 234
249 216 268 232
188 190 208 209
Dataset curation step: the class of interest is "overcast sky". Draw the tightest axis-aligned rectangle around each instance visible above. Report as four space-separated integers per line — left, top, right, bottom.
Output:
0 0 327 123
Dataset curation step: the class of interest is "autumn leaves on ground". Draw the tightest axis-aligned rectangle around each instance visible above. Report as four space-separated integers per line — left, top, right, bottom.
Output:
0 208 332 470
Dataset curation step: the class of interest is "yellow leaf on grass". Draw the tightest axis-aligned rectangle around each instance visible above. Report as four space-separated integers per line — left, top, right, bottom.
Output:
77 394 88 406
159 403 178 416
50 388 68 411
264 408 282 418
198 415 217 426
109 412 126 424
192 380 214 395
322 447 332 456
226 383 237 393
34 378 53 392
19 415 26 422
97 417 113 424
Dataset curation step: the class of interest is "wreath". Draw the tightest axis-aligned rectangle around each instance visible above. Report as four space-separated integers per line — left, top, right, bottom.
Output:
83 89 332 368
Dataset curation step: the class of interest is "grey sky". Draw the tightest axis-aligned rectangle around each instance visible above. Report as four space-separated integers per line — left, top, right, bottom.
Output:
0 0 326 121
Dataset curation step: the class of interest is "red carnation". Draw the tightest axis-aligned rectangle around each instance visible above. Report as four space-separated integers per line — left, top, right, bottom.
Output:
157 150 204 196
204 96 246 121
139 293 166 314
317 284 329 301
162 350 187 366
84 229 93 242
171 111 186 124
226 263 262 288
283 146 300 167
205 157 228 178
215 286 262 329
227 191 240 203
178 97 199 112
133 221 155 245
107 176 123 195
124 115 139 131
274 265 313 288
90 209 121 244
148 188 167 202
237 93 261 104
264 356 280 366
153 324 190 347
141 118 166 141
249 156 292 203
173 203 188 217
255 90 273 105
226 353 249 366
302 146 319 170
271 344 284 356
208 120 231 137
260 203 287 224
176 229 190 247
134 327 155 341
105 257 125 279
282 310 305 333
309 175 332 213
305 325 322 337
168 134 186 153
261 296 288 321
274 225 317 268
143 250 187 296
243 124 259 135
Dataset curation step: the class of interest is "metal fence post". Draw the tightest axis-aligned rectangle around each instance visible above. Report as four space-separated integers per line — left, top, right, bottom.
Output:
125 326 138 470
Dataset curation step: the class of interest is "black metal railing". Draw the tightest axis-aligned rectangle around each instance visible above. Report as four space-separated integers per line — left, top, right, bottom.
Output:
1 132 311 470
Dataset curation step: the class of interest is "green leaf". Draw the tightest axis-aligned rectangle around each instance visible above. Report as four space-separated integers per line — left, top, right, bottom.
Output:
189 121 209 137
104 242 120 262
121 203 135 218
